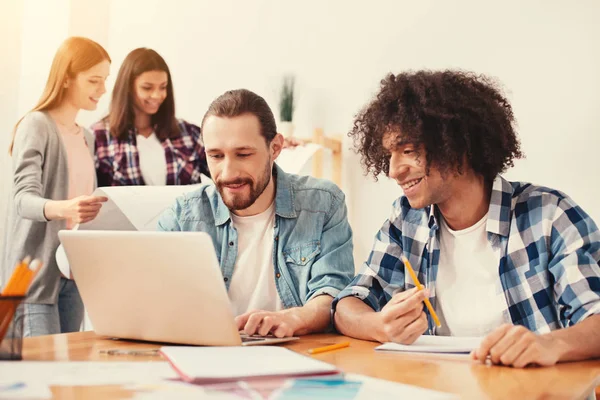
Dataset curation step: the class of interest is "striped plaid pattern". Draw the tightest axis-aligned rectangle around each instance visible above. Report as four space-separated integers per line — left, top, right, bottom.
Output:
93 119 209 186
334 176 600 334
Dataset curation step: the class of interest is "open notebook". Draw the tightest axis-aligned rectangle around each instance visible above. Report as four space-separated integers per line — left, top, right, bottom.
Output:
160 346 340 383
376 336 483 354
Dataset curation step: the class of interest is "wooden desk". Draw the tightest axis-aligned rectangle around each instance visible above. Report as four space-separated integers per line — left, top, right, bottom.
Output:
21 332 600 399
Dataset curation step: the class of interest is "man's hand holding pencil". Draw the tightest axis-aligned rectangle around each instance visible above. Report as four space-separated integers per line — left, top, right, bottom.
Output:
374 287 430 344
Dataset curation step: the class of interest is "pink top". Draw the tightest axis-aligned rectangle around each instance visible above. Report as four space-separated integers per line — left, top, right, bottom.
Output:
61 128 95 229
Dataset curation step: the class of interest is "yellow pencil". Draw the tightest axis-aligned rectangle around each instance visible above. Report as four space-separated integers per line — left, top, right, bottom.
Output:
308 341 350 355
2 256 31 296
400 254 442 328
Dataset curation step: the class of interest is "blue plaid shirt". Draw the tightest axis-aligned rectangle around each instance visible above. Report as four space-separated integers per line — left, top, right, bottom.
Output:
334 176 600 335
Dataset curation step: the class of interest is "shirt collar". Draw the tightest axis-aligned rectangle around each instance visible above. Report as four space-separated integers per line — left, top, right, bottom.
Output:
485 175 513 237
427 175 512 237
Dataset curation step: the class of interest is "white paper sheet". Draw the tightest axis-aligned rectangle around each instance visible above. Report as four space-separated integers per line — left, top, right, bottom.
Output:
0 382 52 399
0 362 454 399
0 361 177 387
160 346 339 382
276 143 321 174
130 373 456 400
81 184 203 232
349 373 456 400
56 184 203 277
376 335 483 354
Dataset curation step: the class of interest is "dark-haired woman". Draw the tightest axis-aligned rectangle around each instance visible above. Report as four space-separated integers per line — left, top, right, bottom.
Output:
92 48 209 186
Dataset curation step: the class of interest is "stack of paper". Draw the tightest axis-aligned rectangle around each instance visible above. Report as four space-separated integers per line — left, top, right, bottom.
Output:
160 346 340 383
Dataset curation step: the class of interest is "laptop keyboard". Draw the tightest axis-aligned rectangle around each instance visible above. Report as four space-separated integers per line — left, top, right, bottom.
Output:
239 334 276 343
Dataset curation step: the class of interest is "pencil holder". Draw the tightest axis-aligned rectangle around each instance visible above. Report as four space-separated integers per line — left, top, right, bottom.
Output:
0 295 25 360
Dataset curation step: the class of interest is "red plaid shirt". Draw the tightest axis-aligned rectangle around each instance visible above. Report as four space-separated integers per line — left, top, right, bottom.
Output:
93 119 209 186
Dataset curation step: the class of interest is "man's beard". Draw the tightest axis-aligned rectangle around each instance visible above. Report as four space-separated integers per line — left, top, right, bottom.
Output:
216 161 272 211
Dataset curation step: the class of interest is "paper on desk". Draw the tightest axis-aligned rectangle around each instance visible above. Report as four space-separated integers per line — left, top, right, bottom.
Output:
376 335 483 354
349 374 456 400
129 381 240 400
160 346 339 382
0 382 52 399
0 361 178 386
56 184 202 277
276 143 321 174
130 373 455 400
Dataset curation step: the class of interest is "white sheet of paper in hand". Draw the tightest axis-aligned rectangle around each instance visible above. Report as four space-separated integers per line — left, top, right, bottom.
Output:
276 143 322 174
79 184 202 231
375 335 483 354
56 184 204 277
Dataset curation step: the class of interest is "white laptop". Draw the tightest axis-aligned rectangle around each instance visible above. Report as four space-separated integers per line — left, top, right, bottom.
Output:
58 230 298 346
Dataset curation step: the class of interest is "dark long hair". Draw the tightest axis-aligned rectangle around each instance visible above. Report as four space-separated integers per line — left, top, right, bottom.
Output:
108 48 179 140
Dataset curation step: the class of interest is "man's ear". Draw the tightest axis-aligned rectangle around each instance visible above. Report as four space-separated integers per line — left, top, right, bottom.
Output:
270 133 285 160
63 78 70 89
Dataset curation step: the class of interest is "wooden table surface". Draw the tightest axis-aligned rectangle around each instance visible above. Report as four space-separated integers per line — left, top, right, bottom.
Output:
19 331 600 399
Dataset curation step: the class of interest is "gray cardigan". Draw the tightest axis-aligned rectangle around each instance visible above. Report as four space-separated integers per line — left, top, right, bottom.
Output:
2 111 95 304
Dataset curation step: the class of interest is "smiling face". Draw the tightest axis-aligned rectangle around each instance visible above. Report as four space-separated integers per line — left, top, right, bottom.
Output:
202 113 283 215
383 130 454 210
132 70 168 116
63 59 110 111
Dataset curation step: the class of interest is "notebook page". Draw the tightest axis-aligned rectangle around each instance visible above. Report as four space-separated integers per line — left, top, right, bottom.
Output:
376 335 483 354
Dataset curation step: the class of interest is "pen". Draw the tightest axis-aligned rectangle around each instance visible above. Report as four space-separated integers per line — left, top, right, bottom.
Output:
401 254 442 328
99 349 160 356
308 341 350 355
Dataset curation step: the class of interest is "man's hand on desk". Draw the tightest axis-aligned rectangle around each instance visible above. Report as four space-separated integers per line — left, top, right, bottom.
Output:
235 309 304 338
236 296 334 337
471 324 565 368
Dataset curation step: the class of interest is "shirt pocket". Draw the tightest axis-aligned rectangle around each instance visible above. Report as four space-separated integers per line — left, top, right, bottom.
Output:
283 241 321 269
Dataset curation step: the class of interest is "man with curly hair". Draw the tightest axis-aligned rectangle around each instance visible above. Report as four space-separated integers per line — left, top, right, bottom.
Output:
333 70 600 367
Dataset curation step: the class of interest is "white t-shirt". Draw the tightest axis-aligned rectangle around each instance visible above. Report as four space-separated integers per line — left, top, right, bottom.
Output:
228 202 283 316
435 213 511 336
136 133 167 185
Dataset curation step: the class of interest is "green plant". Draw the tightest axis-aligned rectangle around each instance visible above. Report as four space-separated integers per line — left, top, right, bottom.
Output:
279 75 295 122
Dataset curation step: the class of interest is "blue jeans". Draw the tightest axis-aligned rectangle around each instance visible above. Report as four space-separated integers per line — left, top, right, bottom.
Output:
20 278 84 337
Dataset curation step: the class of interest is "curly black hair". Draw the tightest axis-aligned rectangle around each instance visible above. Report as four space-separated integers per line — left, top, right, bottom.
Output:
349 70 523 182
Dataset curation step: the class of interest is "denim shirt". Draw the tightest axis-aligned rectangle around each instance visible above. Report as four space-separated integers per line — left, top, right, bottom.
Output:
157 165 355 308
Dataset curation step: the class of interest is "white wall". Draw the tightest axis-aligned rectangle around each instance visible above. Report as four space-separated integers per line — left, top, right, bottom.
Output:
2 1 599 272
0 0 109 271
105 0 600 268
0 0 24 250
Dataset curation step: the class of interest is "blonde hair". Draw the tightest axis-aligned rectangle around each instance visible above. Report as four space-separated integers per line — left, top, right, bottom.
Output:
9 36 111 155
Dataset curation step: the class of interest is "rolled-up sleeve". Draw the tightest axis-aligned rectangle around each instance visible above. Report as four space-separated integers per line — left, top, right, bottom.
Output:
305 192 354 303
333 199 407 313
549 197 600 326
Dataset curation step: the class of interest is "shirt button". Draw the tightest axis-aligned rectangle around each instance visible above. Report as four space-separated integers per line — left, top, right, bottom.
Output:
228 241 234 246
224 277 229 282
275 236 279 241
276 273 281 278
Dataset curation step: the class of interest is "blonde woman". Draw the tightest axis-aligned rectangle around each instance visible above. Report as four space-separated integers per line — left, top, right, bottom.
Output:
3 37 111 336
